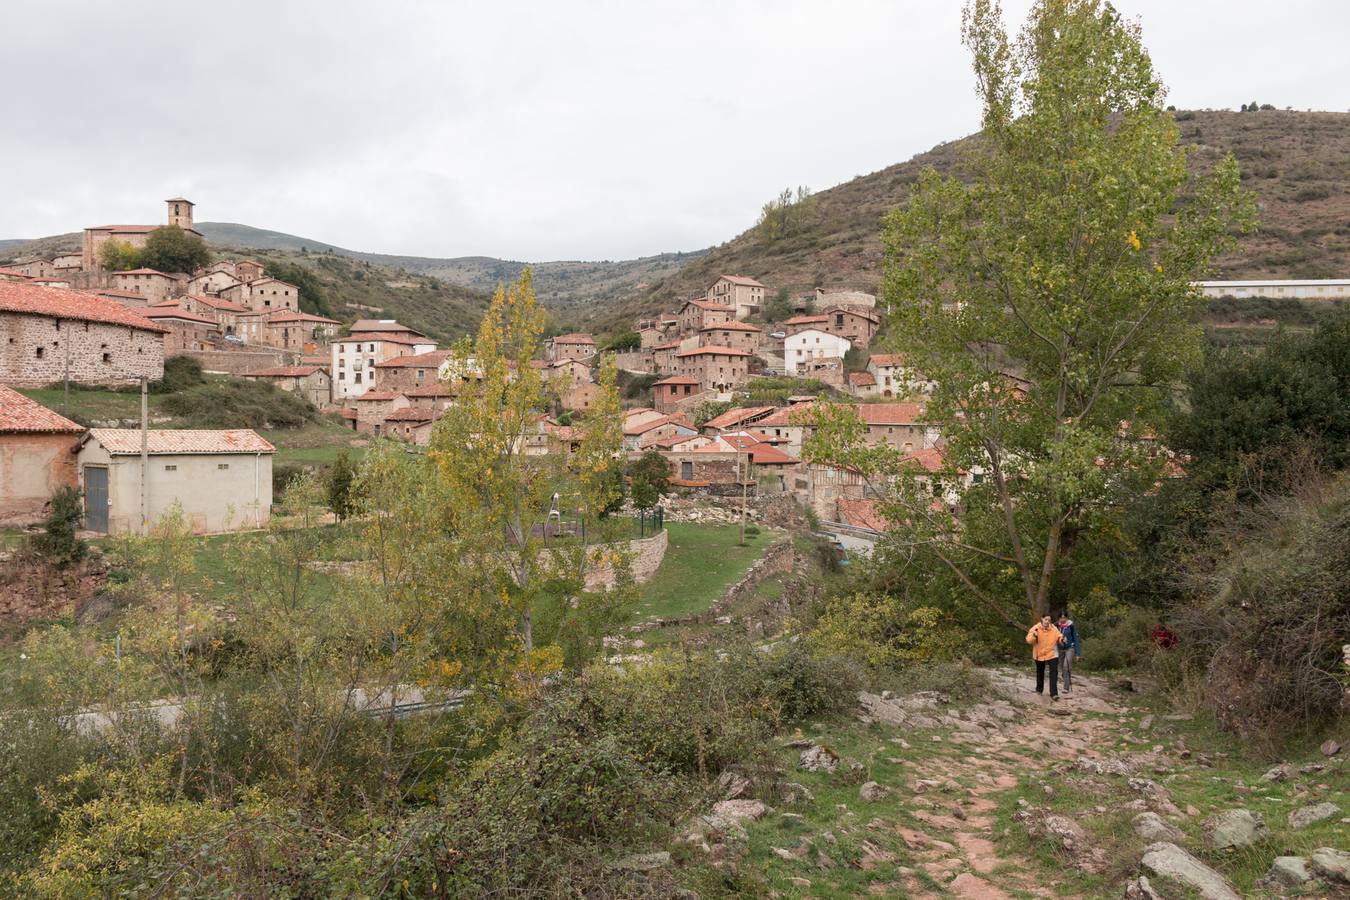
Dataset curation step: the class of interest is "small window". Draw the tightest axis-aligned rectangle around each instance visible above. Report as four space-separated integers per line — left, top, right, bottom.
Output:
217 463 229 470
164 464 177 471
35 347 43 359
102 353 111 363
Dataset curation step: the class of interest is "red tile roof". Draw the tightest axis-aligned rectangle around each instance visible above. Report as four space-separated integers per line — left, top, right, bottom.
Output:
374 350 449 368
624 414 694 436
700 321 762 332
654 375 701 386
783 314 830 326
550 333 595 345
139 306 218 325
848 372 877 386
0 282 169 333
354 391 404 402
187 294 250 312
756 401 818 427
868 354 910 367
682 298 731 312
113 268 174 277
674 345 752 358
717 275 766 288
341 332 432 346
650 433 707 449
702 405 775 430
265 311 339 324
348 319 426 336
856 403 926 426
340 408 358 420
651 340 682 351
0 385 84 433
838 498 888 532
822 305 880 323
245 366 326 377
384 407 436 422
900 448 945 472
84 428 274 454
0 267 33 280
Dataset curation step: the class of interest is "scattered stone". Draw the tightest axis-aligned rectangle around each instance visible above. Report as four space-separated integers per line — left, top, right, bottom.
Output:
1299 763 1326 775
1260 856 1313 889
781 737 813 749
1204 809 1269 850
859 781 890 802
891 737 911 749
1133 811 1184 842
777 782 814 803
1321 739 1341 758
952 805 968 821
1075 755 1133 776
789 876 811 888
712 799 766 822
949 872 1013 899
911 778 943 794
1129 778 1184 817
1042 814 1107 872
1260 763 1291 782
1124 875 1164 899
1185 804 1200 817
799 744 839 773
1310 847 1350 883
1289 801 1339 830
1140 841 1241 900
717 771 751 800
609 851 672 872
1139 715 1154 732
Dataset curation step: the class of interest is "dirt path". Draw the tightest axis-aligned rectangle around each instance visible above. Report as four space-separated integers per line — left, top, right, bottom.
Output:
846 669 1133 898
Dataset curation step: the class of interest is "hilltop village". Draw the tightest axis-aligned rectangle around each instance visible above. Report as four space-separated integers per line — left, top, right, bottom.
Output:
2 193 1348 546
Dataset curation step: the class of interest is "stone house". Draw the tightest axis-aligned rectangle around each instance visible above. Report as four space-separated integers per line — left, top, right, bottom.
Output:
12 259 56 278
756 402 818 455
0 267 33 283
673 345 751 392
31 276 73 289
75 428 274 534
784 329 851 376
383 407 438 445
820 307 879 348
847 371 877 398
866 354 933 398
53 253 82 271
699 320 762 353
652 340 681 375
139 305 219 354
696 431 800 493
0 282 166 386
188 269 241 296
112 268 179 303
179 294 252 335
0 385 84 525
652 375 702 413
353 391 411 436
660 449 752 495
545 333 596 363
81 198 202 271
813 287 877 311
403 383 455 413
235 260 266 282
221 277 299 313
789 461 869 524
241 365 332 407
262 310 339 352
678 299 732 335
372 350 449 394
855 403 938 452
623 413 696 451
332 327 438 401
707 275 765 320
562 381 600 412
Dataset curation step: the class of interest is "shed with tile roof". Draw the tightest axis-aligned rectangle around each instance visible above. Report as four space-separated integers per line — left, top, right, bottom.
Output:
74 428 274 534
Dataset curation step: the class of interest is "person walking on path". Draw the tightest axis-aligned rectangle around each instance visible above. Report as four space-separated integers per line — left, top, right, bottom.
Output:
1026 614 1065 701
1057 612 1081 694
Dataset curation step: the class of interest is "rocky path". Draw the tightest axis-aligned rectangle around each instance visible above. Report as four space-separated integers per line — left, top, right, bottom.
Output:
724 667 1348 898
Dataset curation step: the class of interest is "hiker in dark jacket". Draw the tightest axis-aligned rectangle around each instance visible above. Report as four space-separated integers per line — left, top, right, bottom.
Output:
1057 612 1081 694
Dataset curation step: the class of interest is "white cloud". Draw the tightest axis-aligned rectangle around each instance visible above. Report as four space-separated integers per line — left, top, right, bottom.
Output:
1 0 1346 259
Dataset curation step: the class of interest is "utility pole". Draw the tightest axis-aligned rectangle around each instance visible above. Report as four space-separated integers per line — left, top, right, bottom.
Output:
739 447 748 546
140 376 149 535
62 326 70 415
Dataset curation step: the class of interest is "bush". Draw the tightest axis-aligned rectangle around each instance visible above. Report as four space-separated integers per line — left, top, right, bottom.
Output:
29 487 86 568
149 355 206 394
808 591 966 672
271 462 307 498
160 378 317 429
1171 471 1350 751
887 660 991 704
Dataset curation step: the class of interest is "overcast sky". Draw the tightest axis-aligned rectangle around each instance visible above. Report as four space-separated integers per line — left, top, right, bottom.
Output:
2 1 1346 261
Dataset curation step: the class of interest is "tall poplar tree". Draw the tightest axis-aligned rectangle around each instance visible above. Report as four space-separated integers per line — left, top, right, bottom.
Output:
817 1 1254 624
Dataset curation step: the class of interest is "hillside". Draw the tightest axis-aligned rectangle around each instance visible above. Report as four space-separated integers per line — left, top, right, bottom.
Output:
195 223 702 325
605 109 1350 332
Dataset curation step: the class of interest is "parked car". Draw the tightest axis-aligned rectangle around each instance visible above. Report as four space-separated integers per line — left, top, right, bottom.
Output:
769 331 786 340
223 334 245 344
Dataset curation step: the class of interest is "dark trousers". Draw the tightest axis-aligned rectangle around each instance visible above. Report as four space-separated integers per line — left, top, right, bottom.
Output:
1035 657 1060 697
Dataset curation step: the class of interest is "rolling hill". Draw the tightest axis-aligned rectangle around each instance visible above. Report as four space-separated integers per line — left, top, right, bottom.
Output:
603 109 1350 333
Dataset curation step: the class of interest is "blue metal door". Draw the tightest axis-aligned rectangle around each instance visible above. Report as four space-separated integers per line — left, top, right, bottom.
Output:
83 466 109 532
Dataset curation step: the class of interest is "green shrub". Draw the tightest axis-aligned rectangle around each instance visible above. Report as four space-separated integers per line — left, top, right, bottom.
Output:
886 660 991 703
752 642 862 720
29 487 86 568
808 591 966 672
149 355 207 394
160 378 317 429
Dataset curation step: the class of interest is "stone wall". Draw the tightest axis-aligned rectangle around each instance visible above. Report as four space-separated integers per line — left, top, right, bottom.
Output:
0 313 164 386
180 348 296 375
0 432 80 525
612 349 656 373
582 528 668 590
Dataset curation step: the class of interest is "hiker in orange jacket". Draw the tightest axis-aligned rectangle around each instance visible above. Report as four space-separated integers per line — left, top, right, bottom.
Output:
1026 614 1066 701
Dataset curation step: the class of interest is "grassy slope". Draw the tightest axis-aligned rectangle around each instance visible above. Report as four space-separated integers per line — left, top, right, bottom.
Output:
605 109 1350 336
634 522 774 622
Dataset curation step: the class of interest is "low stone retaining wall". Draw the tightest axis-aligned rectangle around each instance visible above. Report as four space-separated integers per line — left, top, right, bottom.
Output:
180 348 298 375
634 535 795 630
583 528 668 590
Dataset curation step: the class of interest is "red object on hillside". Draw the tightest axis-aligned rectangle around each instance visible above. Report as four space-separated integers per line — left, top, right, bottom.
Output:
1151 623 1177 649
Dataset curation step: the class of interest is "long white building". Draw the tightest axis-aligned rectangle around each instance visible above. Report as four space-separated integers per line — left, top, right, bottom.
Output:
1194 279 1350 300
